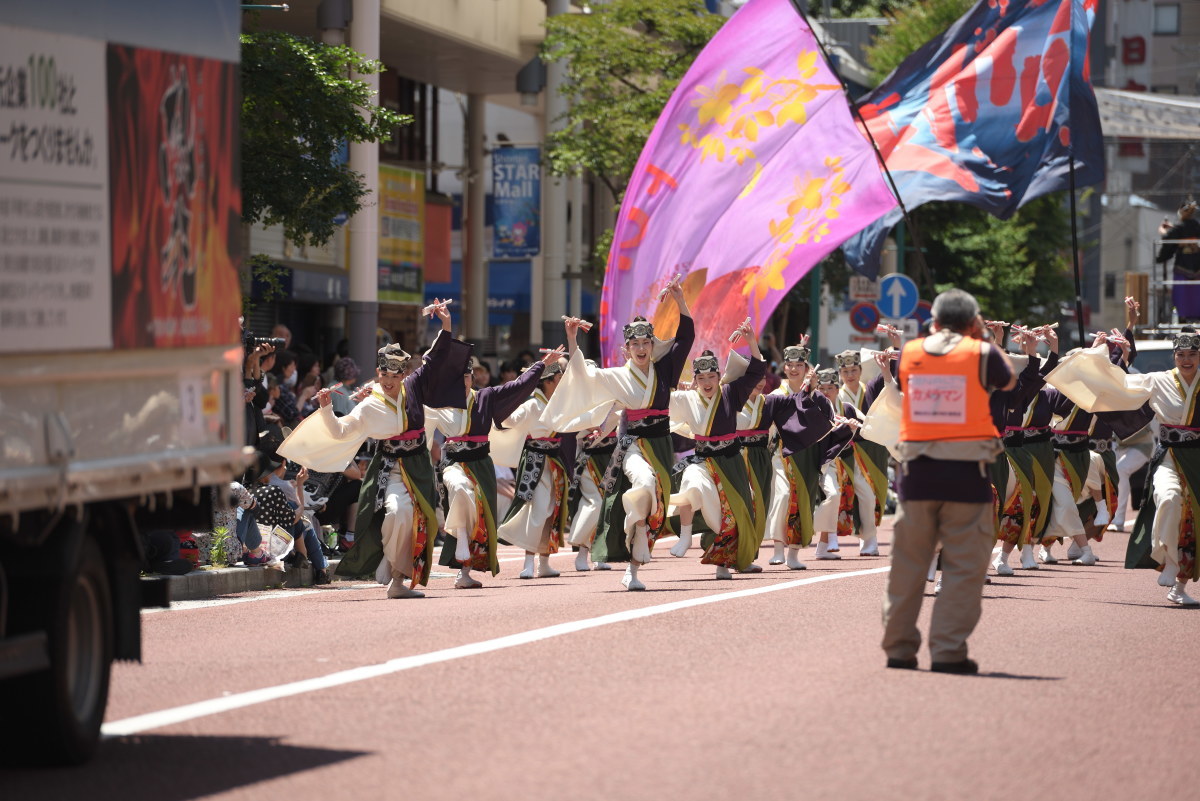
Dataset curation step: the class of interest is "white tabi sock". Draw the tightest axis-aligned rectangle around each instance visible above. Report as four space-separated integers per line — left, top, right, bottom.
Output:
575 547 591 572
519 552 535 579
670 524 693 558
770 542 786 565
537 553 560 578
453 528 470 563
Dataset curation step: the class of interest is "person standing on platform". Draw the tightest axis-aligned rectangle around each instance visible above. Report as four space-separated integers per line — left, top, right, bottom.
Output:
1157 199 1200 321
882 289 1016 674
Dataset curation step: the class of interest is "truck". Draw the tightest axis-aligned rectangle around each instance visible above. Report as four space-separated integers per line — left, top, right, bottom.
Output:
0 0 246 763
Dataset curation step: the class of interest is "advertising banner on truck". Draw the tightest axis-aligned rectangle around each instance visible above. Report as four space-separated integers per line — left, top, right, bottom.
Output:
108 44 241 348
0 25 112 351
0 1 241 354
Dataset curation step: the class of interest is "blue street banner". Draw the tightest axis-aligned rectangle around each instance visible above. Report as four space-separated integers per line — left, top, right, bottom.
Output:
492 147 541 259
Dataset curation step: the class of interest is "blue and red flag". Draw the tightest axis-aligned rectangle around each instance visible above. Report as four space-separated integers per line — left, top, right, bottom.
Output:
843 0 1103 278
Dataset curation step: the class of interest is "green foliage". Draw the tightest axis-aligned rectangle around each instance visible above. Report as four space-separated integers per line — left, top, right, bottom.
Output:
864 0 971 83
862 0 1075 319
541 0 724 271
541 0 725 199
243 253 289 317
240 30 410 248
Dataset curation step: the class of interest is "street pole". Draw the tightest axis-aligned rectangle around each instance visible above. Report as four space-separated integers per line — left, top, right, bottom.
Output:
809 263 822 360
348 0 379 374
465 94 487 341
540 0 571 346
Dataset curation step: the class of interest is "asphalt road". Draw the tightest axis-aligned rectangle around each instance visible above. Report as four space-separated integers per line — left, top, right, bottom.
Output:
2 522 1195 801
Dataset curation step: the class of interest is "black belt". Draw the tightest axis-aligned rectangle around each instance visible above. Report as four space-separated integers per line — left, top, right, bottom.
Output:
694 439 741 459
524 438 562 455
1053 433 1091 452
445 442 490 463
628 415 670 439
741 433 769 448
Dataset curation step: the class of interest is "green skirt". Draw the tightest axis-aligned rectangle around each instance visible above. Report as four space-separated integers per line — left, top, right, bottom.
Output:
692 451 765 570
1127 446 1200 580
745 444 774 547
592 434 675 564
336 446 439 586
783 446 824 548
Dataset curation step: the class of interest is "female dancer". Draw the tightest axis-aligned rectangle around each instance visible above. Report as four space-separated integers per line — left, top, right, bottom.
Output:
994 327 1060 575
543 280 694 590
835 350 889 556
427 348 563 588
492 352 573 580
667 323 766 578
278 301 471 598
567 414 619 572
737 373 774 560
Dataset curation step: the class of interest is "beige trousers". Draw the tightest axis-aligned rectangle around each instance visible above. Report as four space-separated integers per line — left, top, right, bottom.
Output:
881 498 994 663
380 474 415 580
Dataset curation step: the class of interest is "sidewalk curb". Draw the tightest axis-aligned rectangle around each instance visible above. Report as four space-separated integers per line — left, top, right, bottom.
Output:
159 558 353 602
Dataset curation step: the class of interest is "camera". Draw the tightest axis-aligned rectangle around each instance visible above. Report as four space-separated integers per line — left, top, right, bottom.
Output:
244 331 286 352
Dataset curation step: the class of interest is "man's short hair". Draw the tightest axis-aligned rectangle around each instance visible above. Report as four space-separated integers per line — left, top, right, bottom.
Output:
931 289 980 333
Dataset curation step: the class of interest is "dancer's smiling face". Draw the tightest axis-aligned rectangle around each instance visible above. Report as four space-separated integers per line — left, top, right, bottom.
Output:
626 336 653 367
783 360 809 384
694 370 719 398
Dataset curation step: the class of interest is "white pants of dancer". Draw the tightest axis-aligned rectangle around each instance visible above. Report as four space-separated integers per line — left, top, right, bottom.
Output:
669 462 721 536
1043 455 1103 541
380 473 415 580
497 467 557 555
1114 447 1149 526
766 451 791 545
620 440 660 539
813 462 841 533
567 470 603 548
442 463 478 534
850 462 878 542
1151 455 1186 568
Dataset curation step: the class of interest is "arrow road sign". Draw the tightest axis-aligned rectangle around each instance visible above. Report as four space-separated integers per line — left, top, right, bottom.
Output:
879 273 918 320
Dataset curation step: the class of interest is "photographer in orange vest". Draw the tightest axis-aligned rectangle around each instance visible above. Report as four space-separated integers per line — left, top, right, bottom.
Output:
882 289 1016 675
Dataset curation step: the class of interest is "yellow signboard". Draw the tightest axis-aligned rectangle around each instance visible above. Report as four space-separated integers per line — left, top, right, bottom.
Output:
378 165 424 304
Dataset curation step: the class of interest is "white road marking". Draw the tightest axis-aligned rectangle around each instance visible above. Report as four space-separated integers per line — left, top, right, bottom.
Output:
103 566 890 737
141 590 320 614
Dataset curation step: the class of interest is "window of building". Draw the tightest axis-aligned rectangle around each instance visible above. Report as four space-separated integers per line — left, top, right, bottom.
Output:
1154 4 1180 35
1105 272 1117 300
1152 85 1180 94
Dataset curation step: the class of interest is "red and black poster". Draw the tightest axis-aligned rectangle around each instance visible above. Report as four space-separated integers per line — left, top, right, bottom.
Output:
107 43 241 349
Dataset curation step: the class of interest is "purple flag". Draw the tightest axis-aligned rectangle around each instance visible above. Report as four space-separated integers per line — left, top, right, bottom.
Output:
599 0 897 367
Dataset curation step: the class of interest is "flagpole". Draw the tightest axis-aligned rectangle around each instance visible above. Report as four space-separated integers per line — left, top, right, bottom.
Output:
787 0 931 289
1068 154 1086 347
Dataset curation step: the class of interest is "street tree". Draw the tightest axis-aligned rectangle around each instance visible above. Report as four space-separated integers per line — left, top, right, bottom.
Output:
241 29 410 249
541 0 724 270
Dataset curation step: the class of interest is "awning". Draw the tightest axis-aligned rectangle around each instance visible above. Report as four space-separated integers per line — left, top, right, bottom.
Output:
1096 88 1200 141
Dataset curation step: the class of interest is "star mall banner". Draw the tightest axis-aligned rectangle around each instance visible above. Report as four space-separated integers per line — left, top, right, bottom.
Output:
599 0 896 367
843 0 1103 278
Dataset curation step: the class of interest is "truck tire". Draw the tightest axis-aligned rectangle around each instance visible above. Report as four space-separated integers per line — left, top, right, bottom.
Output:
3 534 113 765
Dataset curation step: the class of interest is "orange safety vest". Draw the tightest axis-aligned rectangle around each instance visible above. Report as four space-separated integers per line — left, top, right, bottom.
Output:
898 335 999 443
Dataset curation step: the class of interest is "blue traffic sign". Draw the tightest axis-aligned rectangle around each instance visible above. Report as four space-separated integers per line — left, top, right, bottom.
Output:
879 273 918 320
849 302 881 333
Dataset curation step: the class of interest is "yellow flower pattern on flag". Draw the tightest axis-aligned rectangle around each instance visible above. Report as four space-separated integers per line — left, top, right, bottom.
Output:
678 50 856 320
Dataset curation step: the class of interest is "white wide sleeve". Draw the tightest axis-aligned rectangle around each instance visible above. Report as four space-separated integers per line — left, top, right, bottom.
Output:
1043 345 1153 413
277 405 367 473
860 384 902 461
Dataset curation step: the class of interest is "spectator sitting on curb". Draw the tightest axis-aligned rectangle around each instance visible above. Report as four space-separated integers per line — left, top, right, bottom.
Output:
249 455 331 584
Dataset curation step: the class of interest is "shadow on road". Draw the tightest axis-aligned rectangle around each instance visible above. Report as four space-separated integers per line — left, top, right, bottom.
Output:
977 671 1064 681
0 734 369 801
